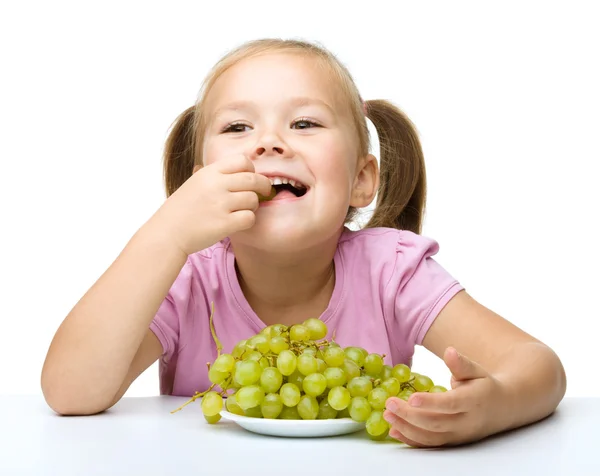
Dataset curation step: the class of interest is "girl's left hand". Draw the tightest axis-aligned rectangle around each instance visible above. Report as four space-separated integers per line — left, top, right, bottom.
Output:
383 347 507 447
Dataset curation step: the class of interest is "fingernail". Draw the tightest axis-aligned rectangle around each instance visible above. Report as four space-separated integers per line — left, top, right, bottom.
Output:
409 396 421 407
386 400 399 413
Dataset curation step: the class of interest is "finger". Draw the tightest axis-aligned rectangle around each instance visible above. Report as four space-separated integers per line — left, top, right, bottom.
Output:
388 428 426 448
228 209 257 231
444 347 489 382
383 403 461 433
227 191 260 212
216 155 255 174
385 412 450 447
226 172 273 197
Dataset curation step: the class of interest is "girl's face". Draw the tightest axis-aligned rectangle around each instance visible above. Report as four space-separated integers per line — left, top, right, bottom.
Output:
202 52 377 252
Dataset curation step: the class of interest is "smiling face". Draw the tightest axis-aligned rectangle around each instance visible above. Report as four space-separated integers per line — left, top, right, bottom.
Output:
201 52 377 252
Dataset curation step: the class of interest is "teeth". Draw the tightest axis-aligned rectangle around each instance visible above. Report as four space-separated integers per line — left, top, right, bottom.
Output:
268 176 307 189
282 177 289 184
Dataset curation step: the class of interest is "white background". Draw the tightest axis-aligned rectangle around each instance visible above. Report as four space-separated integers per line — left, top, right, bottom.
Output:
1 1 598 399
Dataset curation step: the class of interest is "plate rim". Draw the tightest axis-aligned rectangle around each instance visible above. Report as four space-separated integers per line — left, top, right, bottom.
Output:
220 409 365 427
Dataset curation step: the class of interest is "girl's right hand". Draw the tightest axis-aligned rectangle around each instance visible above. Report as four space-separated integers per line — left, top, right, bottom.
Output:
152 155 273 255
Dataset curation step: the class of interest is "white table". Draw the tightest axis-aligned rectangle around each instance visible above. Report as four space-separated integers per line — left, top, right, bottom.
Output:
1 395 598 475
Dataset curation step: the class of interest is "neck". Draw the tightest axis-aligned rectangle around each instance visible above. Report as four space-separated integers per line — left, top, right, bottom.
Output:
230 231 342 326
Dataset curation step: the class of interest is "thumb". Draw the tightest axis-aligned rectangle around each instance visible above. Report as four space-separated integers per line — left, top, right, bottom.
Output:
444 347 488 383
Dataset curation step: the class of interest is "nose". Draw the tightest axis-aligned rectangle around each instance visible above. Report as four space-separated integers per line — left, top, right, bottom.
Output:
251 129 292 159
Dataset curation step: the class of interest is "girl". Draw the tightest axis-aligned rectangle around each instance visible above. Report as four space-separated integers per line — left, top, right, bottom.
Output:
41 38 566 447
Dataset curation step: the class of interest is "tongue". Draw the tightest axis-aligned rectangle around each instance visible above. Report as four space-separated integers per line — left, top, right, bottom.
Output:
272 189 297 200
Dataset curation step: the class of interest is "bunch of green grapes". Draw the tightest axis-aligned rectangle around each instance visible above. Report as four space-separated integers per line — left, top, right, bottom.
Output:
192 317 447 440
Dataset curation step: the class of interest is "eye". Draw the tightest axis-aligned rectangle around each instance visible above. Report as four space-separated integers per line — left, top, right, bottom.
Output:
222 122 251 133
291 118 321 130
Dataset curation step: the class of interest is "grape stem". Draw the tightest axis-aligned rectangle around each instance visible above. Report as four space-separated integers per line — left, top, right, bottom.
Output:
170 384 217 414
208 301 223 357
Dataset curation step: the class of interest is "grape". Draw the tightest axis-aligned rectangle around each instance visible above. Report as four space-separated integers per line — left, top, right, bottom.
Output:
337 407 351 419
290 324 310 342
398 388 414 401
369 429 389 441
208 366 229 385
212 353 235 373
366 410 389 437
316 358 327 374
234 360 261 386
302 347 317 356
231 340 247 358
413 375 434 392
270 324 288 336
297 353 318 376
243 350 262 362
248 335 270 354
302 373 327 397
258 357 270 370
260 326 274 337
279 405 300 419
201 391 223 417
280 383 301 407
260 367 283 393
269 336 289 354
364 353 384 376
380 378 400 397
276 350 297 376
318 399 338 419
349 396 371 422
204 413 221 424
303 318 327 340
324 367 346 388
347 376 373 397
344 347 366 367
287 370 305 389
261 393 283 419
236 385 265 410
244 406 263 418
392 363 411 383
430 385 448 393
323 345 345 367
381 365 393 380
367 388 389 410
225 394 244 416
342 359 361 381
297 395 319 420
327 386 351 411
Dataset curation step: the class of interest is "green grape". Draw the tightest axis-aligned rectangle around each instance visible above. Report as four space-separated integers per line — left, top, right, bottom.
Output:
212 353 235 373
368 388 389 410
201 391 223 416
327 386 351 411
302 373 327 397
236 385 265 410
349 396 371 422
319 387 331 401
337 407 351 419
261 393 283 419
430 385 448 393
381 365 393 381
392 364 411 383
270 324 288 336
364 353 384 376
204 413 221 424
324 367 346 388
208 366 229 385
369 429 389 441
243 350 263 362
342 359 361 381
290 324 310 342
260 367 283 393
234 360 261 386
269 336 289 354
357 347 369 358
302 318 327 340
317 398 338 419
260 326 273 337
413 375 434 392
231 340 247 358
297 395 319 420
398 388 414 401
225 394 244 416
302 347 317 356
248 335 270 354
347 376 373 397
244 405 263 418
287 370 305 389
258 357 270 370
276 350 297 376
278 405 301 420
323 345 345 367
344 347 366 367
380 378 400 397
366 410 389 437
279 383 301 407
297 353 318 376
316 358 327 374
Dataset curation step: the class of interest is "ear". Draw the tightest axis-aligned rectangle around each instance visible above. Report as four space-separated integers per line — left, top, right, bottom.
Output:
350 153 379 208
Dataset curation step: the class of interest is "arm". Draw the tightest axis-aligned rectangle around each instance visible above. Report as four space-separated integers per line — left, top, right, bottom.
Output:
41 220 188 415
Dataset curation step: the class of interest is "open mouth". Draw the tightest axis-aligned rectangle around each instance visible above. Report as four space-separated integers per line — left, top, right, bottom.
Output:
269 177 308 198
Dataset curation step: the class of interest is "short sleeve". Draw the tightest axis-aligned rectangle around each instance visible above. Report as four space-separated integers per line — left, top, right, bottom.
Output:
385 231 464 354
149 260 194 363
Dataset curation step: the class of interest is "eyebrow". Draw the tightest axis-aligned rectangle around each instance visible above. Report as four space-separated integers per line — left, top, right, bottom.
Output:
212 96 335 118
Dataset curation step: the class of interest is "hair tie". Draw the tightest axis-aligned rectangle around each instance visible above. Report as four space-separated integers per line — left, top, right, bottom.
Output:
362 100 368 116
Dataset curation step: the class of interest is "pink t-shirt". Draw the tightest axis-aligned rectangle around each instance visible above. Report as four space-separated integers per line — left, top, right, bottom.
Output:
149 227 464 397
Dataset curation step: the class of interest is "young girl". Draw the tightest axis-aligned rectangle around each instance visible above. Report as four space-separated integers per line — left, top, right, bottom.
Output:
41 38 566 447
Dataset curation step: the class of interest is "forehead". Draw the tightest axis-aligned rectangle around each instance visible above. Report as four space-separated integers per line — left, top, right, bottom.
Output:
205 52 344 113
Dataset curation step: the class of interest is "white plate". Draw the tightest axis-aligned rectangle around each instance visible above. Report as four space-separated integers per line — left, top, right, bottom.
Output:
219 410 365 438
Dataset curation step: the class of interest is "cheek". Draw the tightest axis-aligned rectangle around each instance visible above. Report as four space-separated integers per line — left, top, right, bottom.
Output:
202 136 247 166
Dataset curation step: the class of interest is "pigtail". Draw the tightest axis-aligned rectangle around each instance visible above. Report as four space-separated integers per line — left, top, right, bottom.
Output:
364 100 427 234
163 105 197 197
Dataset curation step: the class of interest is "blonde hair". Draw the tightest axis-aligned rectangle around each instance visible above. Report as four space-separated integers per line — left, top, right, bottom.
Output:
163 38 426 233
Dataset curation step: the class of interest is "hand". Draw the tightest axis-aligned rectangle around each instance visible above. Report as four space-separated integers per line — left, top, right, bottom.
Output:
153 155 273 255
383 347 505 447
